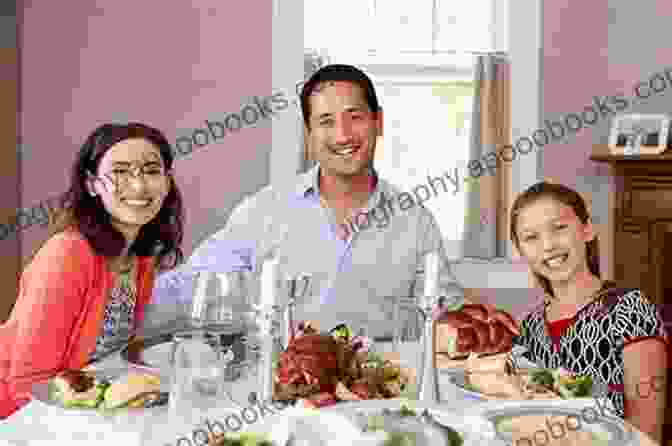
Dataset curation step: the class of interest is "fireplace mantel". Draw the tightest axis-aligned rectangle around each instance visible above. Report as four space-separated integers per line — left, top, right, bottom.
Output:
591 143 672 445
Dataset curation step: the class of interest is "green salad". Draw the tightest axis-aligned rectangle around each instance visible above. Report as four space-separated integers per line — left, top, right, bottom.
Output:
364 404 463 446
208 432 273 446
48 379 110 409
530 369 593 398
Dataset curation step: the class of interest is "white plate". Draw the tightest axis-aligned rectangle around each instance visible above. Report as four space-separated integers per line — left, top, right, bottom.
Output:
448 370 587 398
447 367 604 408
461 399 634 446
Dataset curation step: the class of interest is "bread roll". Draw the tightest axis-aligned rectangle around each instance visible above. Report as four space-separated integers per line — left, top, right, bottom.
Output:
101 372 161 410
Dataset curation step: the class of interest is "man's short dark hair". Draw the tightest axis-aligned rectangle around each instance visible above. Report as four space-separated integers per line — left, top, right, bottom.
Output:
300 64 381 129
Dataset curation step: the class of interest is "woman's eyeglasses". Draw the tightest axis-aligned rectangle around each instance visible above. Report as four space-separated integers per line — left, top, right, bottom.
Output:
87 164 170 191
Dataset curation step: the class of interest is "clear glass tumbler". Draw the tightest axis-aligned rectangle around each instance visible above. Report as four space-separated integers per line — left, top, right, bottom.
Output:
169 333 240 418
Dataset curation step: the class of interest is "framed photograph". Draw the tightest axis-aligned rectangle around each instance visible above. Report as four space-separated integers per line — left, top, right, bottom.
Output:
609 113 671 155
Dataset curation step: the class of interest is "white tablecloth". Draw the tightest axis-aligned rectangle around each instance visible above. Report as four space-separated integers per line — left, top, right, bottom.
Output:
0 342 482 445
0 343 653 446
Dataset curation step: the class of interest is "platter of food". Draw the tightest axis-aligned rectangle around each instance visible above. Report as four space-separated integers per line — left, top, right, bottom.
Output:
206 431 274 446
462 399 634 446
202 401 492 446
31 367 168 414
448 354 595 403
272 322 417 408
324 401 492 446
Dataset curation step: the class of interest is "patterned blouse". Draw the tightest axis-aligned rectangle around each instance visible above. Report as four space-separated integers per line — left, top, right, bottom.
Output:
514 282 668 418
89 267 137 363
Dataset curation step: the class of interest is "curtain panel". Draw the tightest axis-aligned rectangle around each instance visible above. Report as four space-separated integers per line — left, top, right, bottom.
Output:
462 55 511 259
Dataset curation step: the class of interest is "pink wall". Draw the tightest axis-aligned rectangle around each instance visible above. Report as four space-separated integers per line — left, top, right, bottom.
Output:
19 1 273 262
542 0 610 188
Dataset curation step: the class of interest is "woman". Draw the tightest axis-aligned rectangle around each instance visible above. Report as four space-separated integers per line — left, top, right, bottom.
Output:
0 122 184 418
511 181 668 442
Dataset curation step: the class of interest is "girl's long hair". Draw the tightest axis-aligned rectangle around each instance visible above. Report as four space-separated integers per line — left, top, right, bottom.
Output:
509 181 600 298
46 122 184 271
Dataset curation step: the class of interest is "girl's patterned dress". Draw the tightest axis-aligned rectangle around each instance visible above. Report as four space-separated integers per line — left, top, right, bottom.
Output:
514 281 668 418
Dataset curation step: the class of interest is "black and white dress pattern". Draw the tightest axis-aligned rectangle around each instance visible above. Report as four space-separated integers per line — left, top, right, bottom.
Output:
514 286 668 418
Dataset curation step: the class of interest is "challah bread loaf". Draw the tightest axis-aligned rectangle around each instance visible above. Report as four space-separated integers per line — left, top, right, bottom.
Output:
435 303 519 358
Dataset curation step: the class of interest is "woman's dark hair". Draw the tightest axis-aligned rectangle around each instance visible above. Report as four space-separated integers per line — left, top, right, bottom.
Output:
509 181 600 298
57 122 184 271
300 64 381 129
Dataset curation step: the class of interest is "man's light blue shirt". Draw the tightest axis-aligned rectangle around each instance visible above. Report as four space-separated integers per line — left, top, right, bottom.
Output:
164 164 464 338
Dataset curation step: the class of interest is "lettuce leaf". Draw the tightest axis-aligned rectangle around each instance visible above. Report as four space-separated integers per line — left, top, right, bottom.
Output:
530 369 554 387
558 375 593 398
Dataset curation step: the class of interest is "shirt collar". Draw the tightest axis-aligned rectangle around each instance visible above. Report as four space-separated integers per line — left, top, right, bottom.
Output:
294 163 394 212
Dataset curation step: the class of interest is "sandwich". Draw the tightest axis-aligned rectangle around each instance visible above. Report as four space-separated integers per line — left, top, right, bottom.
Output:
99 372 161 410
50 369 109 409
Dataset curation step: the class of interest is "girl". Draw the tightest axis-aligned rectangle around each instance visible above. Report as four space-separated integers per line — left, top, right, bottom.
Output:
0 122 184 418
512 181 668 442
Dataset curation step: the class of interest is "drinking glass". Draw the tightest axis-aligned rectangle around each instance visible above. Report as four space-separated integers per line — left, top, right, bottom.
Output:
170 336 240 419
371 296 424 364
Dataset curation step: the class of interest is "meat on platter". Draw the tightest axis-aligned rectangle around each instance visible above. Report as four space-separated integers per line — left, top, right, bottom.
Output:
273 331 411 407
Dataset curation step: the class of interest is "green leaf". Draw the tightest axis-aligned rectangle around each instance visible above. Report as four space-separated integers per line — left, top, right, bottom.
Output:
462 382 479 392
530 369 554 387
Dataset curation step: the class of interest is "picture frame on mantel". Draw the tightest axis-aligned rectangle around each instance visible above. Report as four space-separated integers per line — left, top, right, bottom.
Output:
608 113 671 155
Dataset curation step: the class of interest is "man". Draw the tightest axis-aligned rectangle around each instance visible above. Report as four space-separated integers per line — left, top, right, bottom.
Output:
176 64 465 338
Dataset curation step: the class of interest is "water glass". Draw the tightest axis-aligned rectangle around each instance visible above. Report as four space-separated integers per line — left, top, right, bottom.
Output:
169 335 238 417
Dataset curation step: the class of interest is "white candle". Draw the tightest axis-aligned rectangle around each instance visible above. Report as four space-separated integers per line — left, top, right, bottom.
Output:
260 257 279 308
192 272 211 320
423 251 440 304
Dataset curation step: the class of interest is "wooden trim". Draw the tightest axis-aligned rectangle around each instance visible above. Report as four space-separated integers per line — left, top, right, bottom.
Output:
0 43 20 322
651 221 672 307
592 144 672 162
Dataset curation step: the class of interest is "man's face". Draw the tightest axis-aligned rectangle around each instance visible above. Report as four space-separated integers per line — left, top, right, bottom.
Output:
306 81 381 178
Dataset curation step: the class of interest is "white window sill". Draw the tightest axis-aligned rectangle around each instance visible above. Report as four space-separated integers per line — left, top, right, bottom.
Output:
454 256 513 264
450 256 532 289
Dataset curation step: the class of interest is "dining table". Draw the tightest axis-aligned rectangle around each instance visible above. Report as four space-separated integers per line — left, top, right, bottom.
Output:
0 339 659 446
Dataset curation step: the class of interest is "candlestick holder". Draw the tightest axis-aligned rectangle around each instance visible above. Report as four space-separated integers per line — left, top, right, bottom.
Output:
252 303 282 403
249 274 311 403
416 299 440 404
282 274 310 349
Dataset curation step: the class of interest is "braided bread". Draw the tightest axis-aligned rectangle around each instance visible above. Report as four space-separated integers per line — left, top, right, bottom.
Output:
436 304 519 357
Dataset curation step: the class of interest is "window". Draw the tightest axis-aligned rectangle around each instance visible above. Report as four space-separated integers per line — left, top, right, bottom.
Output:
304 0 509 258
369 72 475 255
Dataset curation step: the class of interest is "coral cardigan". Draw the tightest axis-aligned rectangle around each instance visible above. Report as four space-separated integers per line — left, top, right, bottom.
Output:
0 229 156 418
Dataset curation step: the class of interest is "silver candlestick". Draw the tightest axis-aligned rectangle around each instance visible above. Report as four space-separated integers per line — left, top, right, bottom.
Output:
417 251 441 404
256 304 281 402
283 297 295 350
417 300 440 404
282 274 311 349
256 274 311 402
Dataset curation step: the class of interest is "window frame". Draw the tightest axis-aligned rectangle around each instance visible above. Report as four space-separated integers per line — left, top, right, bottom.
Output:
358 61 476 257
277 0 542 262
